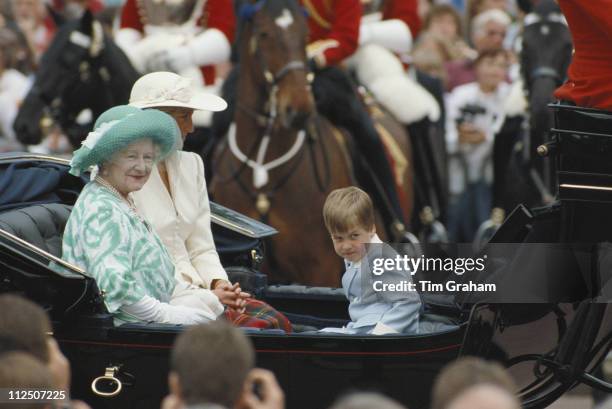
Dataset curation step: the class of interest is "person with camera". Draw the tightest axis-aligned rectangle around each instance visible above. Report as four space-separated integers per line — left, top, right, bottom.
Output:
445 48 511 242
161 321 284 409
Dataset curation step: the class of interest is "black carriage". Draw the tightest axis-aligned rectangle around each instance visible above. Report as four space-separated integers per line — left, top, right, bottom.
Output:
0 142 610 408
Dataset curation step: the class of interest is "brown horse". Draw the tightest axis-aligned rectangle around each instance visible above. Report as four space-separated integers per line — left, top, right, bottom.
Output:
211 0 413 286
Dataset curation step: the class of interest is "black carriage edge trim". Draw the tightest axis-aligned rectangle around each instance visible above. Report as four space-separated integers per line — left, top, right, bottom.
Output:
0 226 85 279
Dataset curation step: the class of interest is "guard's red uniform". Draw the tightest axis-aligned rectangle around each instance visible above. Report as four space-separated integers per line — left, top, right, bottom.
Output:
381 0 421 38
554 0 612 111
119 0 235 85
301 0 361 66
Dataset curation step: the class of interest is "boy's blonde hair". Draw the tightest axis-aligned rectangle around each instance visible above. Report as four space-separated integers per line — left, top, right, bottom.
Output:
323 187 375 233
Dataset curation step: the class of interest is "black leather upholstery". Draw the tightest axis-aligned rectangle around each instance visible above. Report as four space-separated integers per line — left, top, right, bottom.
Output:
0 204 72 257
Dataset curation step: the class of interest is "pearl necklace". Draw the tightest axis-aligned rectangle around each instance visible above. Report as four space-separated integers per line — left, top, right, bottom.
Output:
94 176 151 231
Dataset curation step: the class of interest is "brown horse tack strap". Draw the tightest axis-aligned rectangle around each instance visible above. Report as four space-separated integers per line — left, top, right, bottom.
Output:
374 122 408 186
329 126 356 184
305 118 332 193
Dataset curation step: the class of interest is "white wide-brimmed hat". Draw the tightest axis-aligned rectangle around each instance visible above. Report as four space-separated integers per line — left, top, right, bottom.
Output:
129 71 228 112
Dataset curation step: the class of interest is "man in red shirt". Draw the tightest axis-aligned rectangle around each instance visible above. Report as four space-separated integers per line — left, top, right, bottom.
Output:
304 0 407 230
116 0 235 86
554 0 612 111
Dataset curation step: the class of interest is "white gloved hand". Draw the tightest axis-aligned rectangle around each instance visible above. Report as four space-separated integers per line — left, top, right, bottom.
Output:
158 303 215 325
359 19 412 54
122 295 216 325
146 46 194 73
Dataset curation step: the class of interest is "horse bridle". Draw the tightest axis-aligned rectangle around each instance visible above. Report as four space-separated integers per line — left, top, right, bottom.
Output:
223 2 330 215
529 66 562 85
39 20 113 138
523 12 568 87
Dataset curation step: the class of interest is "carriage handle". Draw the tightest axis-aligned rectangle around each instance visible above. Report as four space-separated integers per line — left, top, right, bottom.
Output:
91 366 123 397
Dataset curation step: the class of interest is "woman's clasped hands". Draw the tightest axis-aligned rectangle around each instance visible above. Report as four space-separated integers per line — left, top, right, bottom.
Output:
212 280 251 314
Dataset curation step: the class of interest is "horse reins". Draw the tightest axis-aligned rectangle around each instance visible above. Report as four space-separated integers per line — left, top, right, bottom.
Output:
224 9 332 216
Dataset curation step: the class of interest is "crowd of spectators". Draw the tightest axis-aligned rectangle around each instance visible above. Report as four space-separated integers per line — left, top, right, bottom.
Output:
0 293 531 409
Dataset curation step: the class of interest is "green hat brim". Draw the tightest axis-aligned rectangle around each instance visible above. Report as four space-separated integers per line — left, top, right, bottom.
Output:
70 109 179 176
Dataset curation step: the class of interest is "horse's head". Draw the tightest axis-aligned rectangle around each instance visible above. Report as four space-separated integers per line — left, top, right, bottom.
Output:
520 0 572 138
236 0 315 130
14 10 138 148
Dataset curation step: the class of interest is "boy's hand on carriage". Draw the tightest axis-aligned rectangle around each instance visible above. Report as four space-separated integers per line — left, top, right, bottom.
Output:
458 122 486 144
212 280 251 313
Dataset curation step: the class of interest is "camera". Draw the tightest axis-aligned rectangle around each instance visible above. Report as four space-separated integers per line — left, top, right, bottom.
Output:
455 104 487 125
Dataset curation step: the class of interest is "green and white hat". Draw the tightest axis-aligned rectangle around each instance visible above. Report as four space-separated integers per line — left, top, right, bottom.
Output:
69 105 180 176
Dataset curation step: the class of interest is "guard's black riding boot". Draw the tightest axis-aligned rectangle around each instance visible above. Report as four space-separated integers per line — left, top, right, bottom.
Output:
312 67 406 234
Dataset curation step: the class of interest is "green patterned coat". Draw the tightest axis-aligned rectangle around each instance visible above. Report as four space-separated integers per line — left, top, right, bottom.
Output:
62 182 177 322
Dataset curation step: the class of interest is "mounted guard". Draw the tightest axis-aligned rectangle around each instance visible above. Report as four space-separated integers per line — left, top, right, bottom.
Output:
216 0 411 237
115 0 235 129
116 0 234 85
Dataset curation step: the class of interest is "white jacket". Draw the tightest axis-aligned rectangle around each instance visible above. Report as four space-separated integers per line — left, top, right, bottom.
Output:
132 151 228 289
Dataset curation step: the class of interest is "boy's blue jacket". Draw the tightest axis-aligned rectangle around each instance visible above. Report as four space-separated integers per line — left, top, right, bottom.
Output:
343 235 422 334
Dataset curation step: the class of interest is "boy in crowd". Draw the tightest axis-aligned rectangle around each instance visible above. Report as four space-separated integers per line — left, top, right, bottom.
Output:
0 294 90 409
431 357 518 409
163 321 284 409
321 187 422 335
0 352 54 409
445 48 511 242
0 294 70 391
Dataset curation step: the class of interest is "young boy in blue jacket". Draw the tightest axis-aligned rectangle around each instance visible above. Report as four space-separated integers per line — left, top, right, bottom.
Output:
321 186 422 335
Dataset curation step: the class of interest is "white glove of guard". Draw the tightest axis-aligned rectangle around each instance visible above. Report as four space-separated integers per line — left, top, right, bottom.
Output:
146 46 194 73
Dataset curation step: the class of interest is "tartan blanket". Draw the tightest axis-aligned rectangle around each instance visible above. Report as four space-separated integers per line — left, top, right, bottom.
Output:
224 299 292 333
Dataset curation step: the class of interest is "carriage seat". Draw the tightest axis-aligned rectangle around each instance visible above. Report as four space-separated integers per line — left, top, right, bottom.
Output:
0 203 71 258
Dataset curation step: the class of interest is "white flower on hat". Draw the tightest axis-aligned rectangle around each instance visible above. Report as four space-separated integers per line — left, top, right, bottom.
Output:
81 119 123 150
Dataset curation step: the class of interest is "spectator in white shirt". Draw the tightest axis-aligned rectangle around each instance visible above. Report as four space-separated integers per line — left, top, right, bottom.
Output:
445 48 510 242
